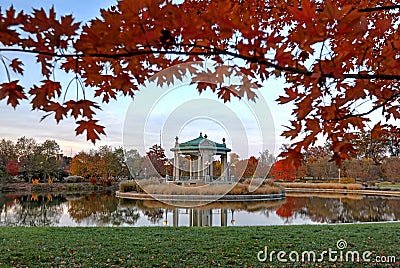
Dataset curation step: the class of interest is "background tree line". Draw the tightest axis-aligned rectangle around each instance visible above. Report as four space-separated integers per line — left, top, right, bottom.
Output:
0 137 70 182
71 144 275 181
69 144 168 180
271 130 400 182
2 130 399 183
59 131 400 183
224 129 400 182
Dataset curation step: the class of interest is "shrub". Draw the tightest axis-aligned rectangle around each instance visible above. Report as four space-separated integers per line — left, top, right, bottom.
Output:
339 177 356 184
119 180 144 193
99 178 114 186
89 177 98 185
64 176 85 183
32 183 42 192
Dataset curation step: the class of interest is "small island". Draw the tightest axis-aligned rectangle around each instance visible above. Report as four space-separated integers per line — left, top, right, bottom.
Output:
118 133 285 202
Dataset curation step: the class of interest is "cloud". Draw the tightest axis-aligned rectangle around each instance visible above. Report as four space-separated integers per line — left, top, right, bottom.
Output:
0 97 130 156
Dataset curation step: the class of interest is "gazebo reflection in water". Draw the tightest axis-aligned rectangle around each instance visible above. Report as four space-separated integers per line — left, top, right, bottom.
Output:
163 208 235 227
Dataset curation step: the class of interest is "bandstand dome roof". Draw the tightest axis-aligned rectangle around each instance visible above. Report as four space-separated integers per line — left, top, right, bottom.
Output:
170 132 231 154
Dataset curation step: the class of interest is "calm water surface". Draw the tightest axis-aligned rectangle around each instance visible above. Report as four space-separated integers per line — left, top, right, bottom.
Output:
0 193 399 227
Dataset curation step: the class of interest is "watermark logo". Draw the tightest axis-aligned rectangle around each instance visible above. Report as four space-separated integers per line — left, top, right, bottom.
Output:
257 239 397 264
336 239 347 250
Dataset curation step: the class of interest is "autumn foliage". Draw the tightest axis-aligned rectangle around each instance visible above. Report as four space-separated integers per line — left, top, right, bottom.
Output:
235 156 259 179
5 159 18 176
270 160 297 181
70 146 125 179
1 1 400 169
146 144 168 177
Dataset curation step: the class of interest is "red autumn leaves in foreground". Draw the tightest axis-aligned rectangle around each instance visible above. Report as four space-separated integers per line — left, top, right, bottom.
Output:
1 0 399 168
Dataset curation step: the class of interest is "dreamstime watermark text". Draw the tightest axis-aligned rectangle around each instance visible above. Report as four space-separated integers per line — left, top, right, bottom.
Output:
257 239 397 264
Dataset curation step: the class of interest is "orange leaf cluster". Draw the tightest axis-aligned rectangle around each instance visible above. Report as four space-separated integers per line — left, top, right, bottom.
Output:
0 0 399 164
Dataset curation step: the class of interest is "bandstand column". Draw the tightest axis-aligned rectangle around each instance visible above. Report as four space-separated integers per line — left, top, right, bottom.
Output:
198 153 203 181
193 156 198 180
208 154 213 180
221 154 227 182
173 151 180 180
189 156 192 180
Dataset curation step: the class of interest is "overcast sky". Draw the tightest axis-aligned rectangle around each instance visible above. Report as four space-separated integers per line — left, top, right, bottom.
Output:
0 0 295 158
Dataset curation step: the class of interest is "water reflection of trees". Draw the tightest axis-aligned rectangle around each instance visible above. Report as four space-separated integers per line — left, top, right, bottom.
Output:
306 197 400 223
143 209 164 223
68 194 140 226
2 193 400 226
0 194 141 226
0 194 65 226
276 195 400 223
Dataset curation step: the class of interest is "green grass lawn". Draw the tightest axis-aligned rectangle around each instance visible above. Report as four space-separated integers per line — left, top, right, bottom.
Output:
0 223 399 267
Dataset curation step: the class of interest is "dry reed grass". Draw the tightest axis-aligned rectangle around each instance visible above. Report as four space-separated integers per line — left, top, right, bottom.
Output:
142 182 283 195
279 182 363 190
381 181 396 185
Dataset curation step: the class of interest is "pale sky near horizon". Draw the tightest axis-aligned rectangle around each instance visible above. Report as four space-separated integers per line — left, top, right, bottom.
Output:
0 0 296 159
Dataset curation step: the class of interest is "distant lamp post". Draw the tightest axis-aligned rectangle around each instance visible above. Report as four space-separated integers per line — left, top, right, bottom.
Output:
164 161 171 180
227 162 230 182
230 163 236 182
338 168 341 183
205 161 210 183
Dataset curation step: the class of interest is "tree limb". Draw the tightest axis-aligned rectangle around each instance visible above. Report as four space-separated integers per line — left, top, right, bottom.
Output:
1 47 400 81
336 91 400 121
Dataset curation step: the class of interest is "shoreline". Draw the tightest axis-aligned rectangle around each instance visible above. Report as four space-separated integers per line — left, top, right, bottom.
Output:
284 187 400 197
0 182 118 195
116 187 400 202
1 182 400 198
116 191 286 201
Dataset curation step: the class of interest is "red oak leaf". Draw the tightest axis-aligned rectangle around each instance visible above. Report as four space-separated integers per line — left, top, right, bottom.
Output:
75 119 106 143
0 80 27 108
10 58 24 74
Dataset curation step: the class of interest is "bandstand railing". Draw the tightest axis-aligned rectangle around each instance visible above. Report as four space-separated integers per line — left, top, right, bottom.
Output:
166 175 235 184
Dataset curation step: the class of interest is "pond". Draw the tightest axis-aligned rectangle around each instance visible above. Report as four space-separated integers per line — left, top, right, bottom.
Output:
0 193 399 227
